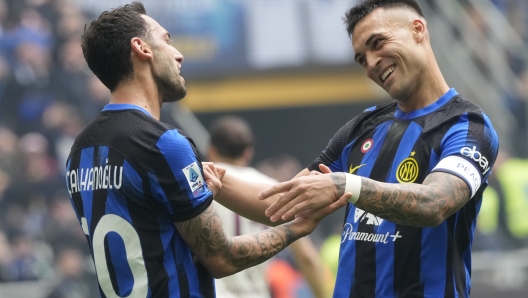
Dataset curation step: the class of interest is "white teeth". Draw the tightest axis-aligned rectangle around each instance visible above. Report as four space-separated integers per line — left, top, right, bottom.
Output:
381 66 395 82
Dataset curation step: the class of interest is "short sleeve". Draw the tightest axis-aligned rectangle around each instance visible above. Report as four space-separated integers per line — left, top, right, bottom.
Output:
149 129 213 222
308 115 363 173
432 112 499 197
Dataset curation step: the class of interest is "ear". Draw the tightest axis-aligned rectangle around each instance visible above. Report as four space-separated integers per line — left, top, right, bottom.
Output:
131 37 153 60
242 147 254 164
207 146 218 161
412 18 426 42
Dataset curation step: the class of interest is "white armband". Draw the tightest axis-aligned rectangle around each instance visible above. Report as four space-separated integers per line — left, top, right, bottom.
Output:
345 173 362 204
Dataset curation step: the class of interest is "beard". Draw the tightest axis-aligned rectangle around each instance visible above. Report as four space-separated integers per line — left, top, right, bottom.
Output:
152 58 187 103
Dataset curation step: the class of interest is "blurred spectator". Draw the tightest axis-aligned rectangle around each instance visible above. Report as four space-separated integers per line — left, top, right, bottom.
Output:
256 153 303 184
45 248 97 298
7 235 53 281
0 126 21 176
41 102 85 174
52 37 94 120
43 191 88 255
0 230 12 281
1 39 55 133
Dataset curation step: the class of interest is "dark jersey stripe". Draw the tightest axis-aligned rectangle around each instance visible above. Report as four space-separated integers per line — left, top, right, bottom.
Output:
89 146 110 298
197 262 215 297
392 123 425 297
444 215 456 298
127 187 170 297
68 151 84 219
89 146 110 238
353 120 410 298
171 234 190 298
108 142 171 298
467 112 485 147
104 236 120 296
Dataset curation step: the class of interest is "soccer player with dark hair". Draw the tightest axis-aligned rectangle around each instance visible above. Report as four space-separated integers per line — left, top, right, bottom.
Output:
65 2 348 297
215 0 500 297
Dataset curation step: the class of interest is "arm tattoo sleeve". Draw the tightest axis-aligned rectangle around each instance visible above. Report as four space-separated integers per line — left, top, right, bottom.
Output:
330 173 346 200
354 172 471 227
176 203 300 272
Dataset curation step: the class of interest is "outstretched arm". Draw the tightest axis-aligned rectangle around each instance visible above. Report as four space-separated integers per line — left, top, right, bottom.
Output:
174 195 348 278
203 162 311 226
261 165 470 227
214 172 282 226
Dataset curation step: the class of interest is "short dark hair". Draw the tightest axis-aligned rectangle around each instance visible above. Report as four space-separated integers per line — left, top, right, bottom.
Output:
344 0 424 36
209 116 254 159
81 2 149 91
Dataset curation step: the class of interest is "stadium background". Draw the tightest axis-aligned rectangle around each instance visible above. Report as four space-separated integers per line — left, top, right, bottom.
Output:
0 0 527 297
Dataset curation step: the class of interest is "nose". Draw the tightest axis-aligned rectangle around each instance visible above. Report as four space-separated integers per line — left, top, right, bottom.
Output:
365 52 381 78
174 49 184 63
366 51 381 70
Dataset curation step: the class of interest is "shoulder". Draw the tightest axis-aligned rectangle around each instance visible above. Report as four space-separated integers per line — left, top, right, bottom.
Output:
444 95 496 132
69 110 180 160
442 95 491 119
333 101 397 139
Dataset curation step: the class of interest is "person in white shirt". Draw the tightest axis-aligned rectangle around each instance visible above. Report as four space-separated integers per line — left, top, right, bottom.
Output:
208 115 328 298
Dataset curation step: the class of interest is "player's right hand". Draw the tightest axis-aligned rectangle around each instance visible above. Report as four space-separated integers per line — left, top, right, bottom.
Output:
258 171 346 222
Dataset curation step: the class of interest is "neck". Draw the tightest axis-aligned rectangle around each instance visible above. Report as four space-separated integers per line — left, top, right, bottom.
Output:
110 79 162 120
397 55 449 112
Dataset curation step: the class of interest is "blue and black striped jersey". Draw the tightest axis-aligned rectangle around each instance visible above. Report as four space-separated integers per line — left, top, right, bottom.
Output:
309 89 499 298
66 104 214 298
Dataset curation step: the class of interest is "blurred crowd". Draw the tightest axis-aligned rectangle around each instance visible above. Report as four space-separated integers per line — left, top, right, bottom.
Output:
0 0 527 297
0 0 104 293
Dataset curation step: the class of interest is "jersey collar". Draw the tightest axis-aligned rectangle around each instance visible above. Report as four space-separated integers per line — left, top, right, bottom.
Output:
102 104 152 117
394 88 458 120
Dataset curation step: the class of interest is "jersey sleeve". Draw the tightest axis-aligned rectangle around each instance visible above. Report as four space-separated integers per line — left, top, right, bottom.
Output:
308 115 362 173
431 112 499 197
149 129 213 222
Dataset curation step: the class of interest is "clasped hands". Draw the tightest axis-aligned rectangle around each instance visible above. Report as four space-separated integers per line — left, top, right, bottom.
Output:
202 162 351 223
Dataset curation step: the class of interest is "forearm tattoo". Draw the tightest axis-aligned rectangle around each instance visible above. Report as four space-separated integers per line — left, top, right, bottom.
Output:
355 172 470 226
176 204 299 272
330 173 346 200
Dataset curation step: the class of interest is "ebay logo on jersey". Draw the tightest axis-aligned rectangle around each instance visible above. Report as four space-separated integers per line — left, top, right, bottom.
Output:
460 146 491 174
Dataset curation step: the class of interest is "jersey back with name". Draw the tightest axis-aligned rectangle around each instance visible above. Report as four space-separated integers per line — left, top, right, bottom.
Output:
65 105 214 298
309 90 499 298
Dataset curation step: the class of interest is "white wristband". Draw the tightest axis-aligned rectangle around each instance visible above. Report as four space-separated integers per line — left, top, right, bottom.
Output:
345 173 362 204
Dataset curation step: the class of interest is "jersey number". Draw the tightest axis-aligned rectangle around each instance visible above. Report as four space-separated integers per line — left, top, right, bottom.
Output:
83 215 149 298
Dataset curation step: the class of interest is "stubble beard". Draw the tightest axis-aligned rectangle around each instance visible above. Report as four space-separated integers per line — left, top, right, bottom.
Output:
153 59 187 103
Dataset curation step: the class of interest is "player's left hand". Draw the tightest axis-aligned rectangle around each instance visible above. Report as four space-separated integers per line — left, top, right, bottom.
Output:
259 165 345 222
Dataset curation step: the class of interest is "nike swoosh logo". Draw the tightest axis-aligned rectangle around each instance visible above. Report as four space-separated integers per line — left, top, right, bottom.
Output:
349 164 366 174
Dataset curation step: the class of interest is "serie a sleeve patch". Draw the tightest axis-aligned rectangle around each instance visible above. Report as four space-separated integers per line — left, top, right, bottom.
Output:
182 161 207 198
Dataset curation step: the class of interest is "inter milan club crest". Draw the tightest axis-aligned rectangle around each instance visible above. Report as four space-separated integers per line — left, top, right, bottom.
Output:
361 139 373 153
396 151 419 183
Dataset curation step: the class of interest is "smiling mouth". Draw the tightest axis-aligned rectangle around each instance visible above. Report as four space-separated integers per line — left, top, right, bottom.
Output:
381 66 395 83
